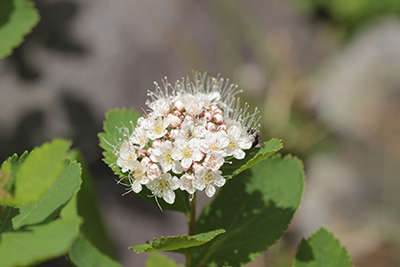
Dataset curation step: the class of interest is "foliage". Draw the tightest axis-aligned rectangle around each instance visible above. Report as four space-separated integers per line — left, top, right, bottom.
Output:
292 0 400 36
293 228 353 267
0 0 40 59
0 140 119 267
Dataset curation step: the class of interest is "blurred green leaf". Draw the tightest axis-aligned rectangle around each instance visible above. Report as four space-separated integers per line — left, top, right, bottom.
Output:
130 229 225 253
221 138 283 179
0 139 71 206
293 227 353 267
146 253 185 267
0 217 80 267
68 149 117 259
0 0 40 59
0 158 81 233
192 155 304 267
99 108 190 214
68 236 123 267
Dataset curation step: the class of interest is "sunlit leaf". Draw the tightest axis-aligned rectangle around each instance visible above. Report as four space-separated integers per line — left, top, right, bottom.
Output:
0 0 40 58
0 139 71 206
0 158 81 233
292 227 353 267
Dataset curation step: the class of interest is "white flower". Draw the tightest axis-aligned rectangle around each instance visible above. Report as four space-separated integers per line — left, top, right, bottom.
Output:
171 138 203 169
116 140 137 173
203 151 225 172
150 141 182 174
142 117 170 140
195 167 225 197
200 131 229 154
146 173 180 204
129 160 149 193
180 173 198 194
129 126 148 149
224 126 252 160
110 72 261 203
146 162 162 180
183 94 204 115
149 99 171 117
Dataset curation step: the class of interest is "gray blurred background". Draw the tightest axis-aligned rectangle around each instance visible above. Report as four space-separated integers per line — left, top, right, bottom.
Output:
1 0 400 266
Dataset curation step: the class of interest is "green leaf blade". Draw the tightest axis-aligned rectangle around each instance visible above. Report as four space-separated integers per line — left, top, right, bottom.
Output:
0 218 80 267
0 139 72 206
193 155 304 267
0 158 81 233
130 229 225 253
0 0 40 59
68 236 123 267
293 228 353 267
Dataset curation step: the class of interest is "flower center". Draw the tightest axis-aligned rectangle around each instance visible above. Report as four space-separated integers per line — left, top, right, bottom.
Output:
228 140 238 150
209 143 219 151
162 152 173 164
204 173 213 183
154 121 164 135
182 147 193 158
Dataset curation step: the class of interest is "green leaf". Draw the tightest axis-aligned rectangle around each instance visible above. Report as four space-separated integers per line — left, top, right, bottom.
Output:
0 152 28 204
221 138 282 179
0 0 40 59
0 159 81 233
193 155 304 267
68 149 117 259
68 236 123 267
130 229 225 253
98 108 190 214
292 228 353 267
0 139 72 206
146 253 185 267
0 218 80 267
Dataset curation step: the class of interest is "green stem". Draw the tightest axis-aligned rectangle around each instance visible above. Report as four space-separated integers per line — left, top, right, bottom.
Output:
186 192 197 267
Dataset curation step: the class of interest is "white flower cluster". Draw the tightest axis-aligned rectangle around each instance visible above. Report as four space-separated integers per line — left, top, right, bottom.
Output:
114 73 260 204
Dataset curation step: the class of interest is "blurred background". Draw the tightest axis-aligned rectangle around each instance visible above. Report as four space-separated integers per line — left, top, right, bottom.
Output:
1 0 400 266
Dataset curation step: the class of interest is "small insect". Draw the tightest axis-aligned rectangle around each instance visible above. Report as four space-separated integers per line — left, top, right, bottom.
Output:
145 240 150 244
247 128 265 149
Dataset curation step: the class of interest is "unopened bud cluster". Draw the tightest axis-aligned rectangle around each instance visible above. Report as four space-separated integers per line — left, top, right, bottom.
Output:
114 73 260 204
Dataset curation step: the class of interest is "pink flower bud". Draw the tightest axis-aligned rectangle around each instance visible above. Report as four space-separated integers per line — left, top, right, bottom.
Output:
152 140 161 148
204 111 213 121
213 108 223 114
141 157 151 165
184 115 193 122
165 140 174 146
192 162 202 171
169 115 181 127
170 129 179 139
213 113 224 124
217 124 227 132
174 100 184 111
138 149 147 158
173 110 182 117
206 122 216 131
210 105 218 111
147 147 154 155
182 165 191 172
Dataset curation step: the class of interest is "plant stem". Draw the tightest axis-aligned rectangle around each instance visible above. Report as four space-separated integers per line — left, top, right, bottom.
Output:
186 192 197 267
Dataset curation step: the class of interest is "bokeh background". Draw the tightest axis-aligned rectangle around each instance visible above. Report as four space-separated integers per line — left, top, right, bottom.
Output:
1 0 400 266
